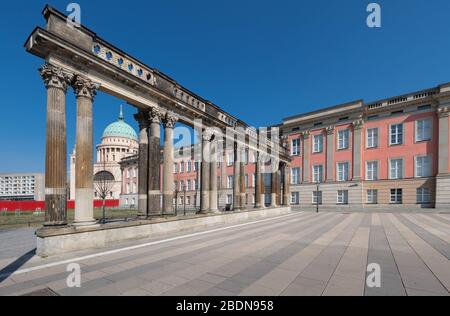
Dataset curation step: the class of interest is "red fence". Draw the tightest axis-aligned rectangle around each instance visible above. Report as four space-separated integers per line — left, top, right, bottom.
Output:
0 200 120 212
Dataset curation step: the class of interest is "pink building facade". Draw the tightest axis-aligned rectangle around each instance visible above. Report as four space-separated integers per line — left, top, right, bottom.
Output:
282 83 450 210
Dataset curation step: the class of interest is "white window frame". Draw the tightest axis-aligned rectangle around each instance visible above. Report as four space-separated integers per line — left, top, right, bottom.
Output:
291 139 301 156
366 128 379 149
291 192 300 205
337 190 349 205
390 159 404 180
367 189 378 204
312 191 323 205
417 188 431 204
337 129 350 150
366 161 378 181
291 168 301 185
227 176 234 189
312 165 324 183
415 155 432 178
415 118 432 142
337 162 349 182
390 189 403 204
390 124 404 146
313 134 323 153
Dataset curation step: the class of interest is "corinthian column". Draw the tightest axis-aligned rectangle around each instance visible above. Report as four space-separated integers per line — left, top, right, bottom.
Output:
239 147 247 210
40 64 73 227
162 112 178 214
200 131 212 214
271 160 279 208
283 163 291 206
72 76 99 227
233 142 241 211
148 108 163 216
255 152 263 209
209 134 219 213
134 109 149 218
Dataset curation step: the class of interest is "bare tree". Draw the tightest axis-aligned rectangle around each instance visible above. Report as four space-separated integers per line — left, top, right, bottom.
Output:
94 161 115 224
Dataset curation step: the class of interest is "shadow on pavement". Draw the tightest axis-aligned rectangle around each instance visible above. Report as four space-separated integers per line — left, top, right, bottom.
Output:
0 249 36 283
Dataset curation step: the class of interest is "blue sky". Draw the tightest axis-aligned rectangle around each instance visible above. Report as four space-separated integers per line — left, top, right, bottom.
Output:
1 0 450 173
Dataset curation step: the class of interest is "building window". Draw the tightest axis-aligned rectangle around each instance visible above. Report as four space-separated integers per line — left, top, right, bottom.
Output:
367 190 378 204
337 130 350 150
291 192 300 205
312 191 323 205
390 189 403 204
174 163 178 174
193 179 198 191
226 194 233 205
390 159 404 179
180 162 185 173
227 176 234 189
187 161 191 172
313 134 323 153
337 163 349 182
390 124 404 146
366 128 379 148
227 153 234 166
366 161 378 181
252 174 256 188
187 180 191 191
337 190 349 205
312 165 324 183
417 188 431 204
416 118 432 142
245 175 249 188
186 196 191 205
291 139 301 156
415 156 432 178
291 168 301 185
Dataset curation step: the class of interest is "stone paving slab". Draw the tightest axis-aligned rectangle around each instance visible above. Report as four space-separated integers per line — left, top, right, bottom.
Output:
0 211 449 296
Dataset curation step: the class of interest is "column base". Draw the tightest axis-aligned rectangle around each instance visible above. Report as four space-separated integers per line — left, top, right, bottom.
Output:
73 220 99 228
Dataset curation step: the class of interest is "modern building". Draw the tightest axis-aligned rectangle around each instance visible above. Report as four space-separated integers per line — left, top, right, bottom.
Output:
281 83 450 210
0 173 45 201
70 106 139 201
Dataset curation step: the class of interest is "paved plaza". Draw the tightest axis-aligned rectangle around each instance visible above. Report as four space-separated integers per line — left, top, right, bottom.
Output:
0 211 449 296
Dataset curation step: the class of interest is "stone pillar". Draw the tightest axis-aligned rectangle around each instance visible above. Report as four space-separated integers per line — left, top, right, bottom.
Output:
283 163 291 206
209 134 219 213
303 132 310 183
271 160 278 208
438 107 449 175
326 127 334 182
352 120 363 180
162 112 178 214
200 131 212 214
255 152 263 209
39 64 72 227
239 147 247 210
73 76 98 227
233 142 241 210
148 108 163 216
134 109 149 218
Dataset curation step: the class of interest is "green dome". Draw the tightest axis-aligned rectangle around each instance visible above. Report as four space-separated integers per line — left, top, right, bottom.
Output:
102 106 138 141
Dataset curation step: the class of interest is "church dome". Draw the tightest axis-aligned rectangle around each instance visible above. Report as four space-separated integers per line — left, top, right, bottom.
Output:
102 106 138 141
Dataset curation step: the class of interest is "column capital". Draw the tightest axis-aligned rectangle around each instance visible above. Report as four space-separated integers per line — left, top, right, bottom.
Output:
39 63 73 92
134 110 150 130
301 130 311 139
326 126 335 135
438 106 449 118
163 112 179 129
149 107 164 124
72 76 100 101
352 119 364 130
202 129 214 142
